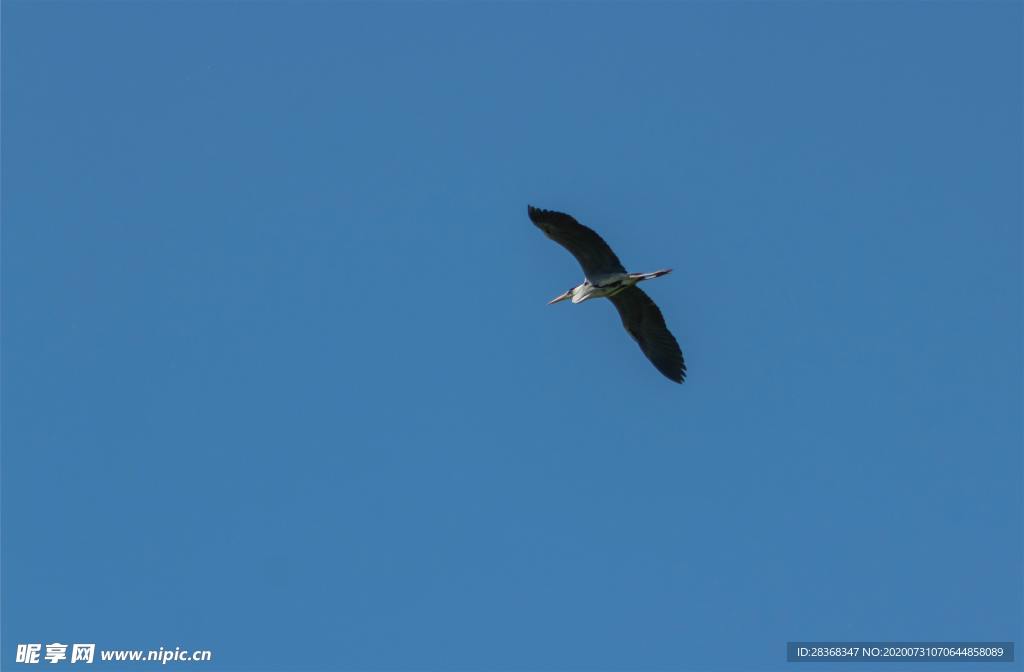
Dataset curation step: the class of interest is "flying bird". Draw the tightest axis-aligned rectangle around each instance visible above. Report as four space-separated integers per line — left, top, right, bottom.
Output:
528 205 686 383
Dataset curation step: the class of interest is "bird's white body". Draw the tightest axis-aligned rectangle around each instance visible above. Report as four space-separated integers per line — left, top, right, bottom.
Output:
551 269 673 304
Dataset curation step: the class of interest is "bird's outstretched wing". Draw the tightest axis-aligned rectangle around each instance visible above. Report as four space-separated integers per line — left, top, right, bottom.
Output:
608 287 685 383
528 205 626 279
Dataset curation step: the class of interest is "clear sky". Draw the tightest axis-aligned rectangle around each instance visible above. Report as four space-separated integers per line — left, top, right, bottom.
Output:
3 2 1021 670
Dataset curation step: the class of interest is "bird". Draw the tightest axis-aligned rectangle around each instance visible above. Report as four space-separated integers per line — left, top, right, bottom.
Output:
528 205 686 383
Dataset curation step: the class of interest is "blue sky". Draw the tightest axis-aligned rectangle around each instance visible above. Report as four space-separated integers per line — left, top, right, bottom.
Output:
2 2 1021 670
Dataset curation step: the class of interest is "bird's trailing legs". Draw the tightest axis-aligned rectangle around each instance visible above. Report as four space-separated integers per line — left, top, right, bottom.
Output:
628 268 672 282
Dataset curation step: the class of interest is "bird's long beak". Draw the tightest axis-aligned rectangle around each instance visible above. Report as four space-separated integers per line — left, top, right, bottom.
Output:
548 290 572 305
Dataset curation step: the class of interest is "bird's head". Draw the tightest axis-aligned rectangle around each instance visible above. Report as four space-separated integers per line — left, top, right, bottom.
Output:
548 287 574 305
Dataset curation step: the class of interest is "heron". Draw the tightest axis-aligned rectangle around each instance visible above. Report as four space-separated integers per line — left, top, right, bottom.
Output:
528 205 686 384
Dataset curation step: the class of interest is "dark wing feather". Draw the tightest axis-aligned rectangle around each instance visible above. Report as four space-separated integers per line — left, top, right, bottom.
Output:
609 287 686 383
528 205 626 279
